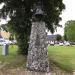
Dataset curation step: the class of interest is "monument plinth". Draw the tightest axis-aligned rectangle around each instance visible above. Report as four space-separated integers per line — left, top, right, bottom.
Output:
27 1 50 72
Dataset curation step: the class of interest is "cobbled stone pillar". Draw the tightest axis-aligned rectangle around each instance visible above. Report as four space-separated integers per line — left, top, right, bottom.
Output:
27 21 50 72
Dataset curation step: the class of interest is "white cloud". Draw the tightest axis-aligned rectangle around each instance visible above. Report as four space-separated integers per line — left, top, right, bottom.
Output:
61 0 75 24
53 0 75 36
0 19 7 25
0 3 4 9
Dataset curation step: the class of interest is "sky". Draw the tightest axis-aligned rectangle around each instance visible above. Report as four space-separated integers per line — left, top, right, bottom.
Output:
53 0 75 36
0 0 75 36
0 3 8 24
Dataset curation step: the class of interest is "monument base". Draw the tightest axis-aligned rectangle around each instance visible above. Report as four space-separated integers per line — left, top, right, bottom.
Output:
27 21 50 72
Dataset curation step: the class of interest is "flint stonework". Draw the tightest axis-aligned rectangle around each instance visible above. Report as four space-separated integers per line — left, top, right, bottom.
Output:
27 21 50 72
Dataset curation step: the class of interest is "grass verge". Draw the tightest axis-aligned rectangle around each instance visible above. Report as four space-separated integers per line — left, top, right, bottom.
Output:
0 45 26 68
48 46 75 72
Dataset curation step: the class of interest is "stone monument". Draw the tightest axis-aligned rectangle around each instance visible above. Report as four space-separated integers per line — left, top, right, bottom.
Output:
27 1 50 72
2 44 9 56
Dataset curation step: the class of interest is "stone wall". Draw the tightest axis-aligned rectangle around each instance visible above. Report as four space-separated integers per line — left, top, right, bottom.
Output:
27 21 50 72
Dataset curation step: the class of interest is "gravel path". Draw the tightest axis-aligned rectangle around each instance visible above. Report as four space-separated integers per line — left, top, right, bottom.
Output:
0 62 73 75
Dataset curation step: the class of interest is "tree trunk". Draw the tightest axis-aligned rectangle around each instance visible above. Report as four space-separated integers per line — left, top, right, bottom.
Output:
27 21 50 72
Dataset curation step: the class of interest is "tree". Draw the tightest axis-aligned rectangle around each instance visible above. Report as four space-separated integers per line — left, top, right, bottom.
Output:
0 0 65 55
64 34 68 41
64 20 75 42
56 34 62 41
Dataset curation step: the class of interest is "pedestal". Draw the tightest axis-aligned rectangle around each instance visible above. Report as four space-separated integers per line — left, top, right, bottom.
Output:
2 44 9 56
27 21 50 72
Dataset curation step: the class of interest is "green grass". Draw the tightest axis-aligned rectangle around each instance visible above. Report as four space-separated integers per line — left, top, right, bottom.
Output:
48 46 75 72
0 45 75 72
0 45 26 68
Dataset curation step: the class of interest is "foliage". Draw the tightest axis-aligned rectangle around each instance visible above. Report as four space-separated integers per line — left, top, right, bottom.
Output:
0 0 65 55
56 34 62 41
64 34 68 41
64 20 75 42
0 24 8 31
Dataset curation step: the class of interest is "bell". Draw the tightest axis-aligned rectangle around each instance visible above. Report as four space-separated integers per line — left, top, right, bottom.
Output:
33 1 44 21
35 8 44 16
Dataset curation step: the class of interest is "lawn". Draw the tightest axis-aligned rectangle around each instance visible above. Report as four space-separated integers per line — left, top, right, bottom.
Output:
48 46 75 72
0 45 75 72
0 45 26 68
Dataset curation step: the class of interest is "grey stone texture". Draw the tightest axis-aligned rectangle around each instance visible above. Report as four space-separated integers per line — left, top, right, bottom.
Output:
27 21 50 72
